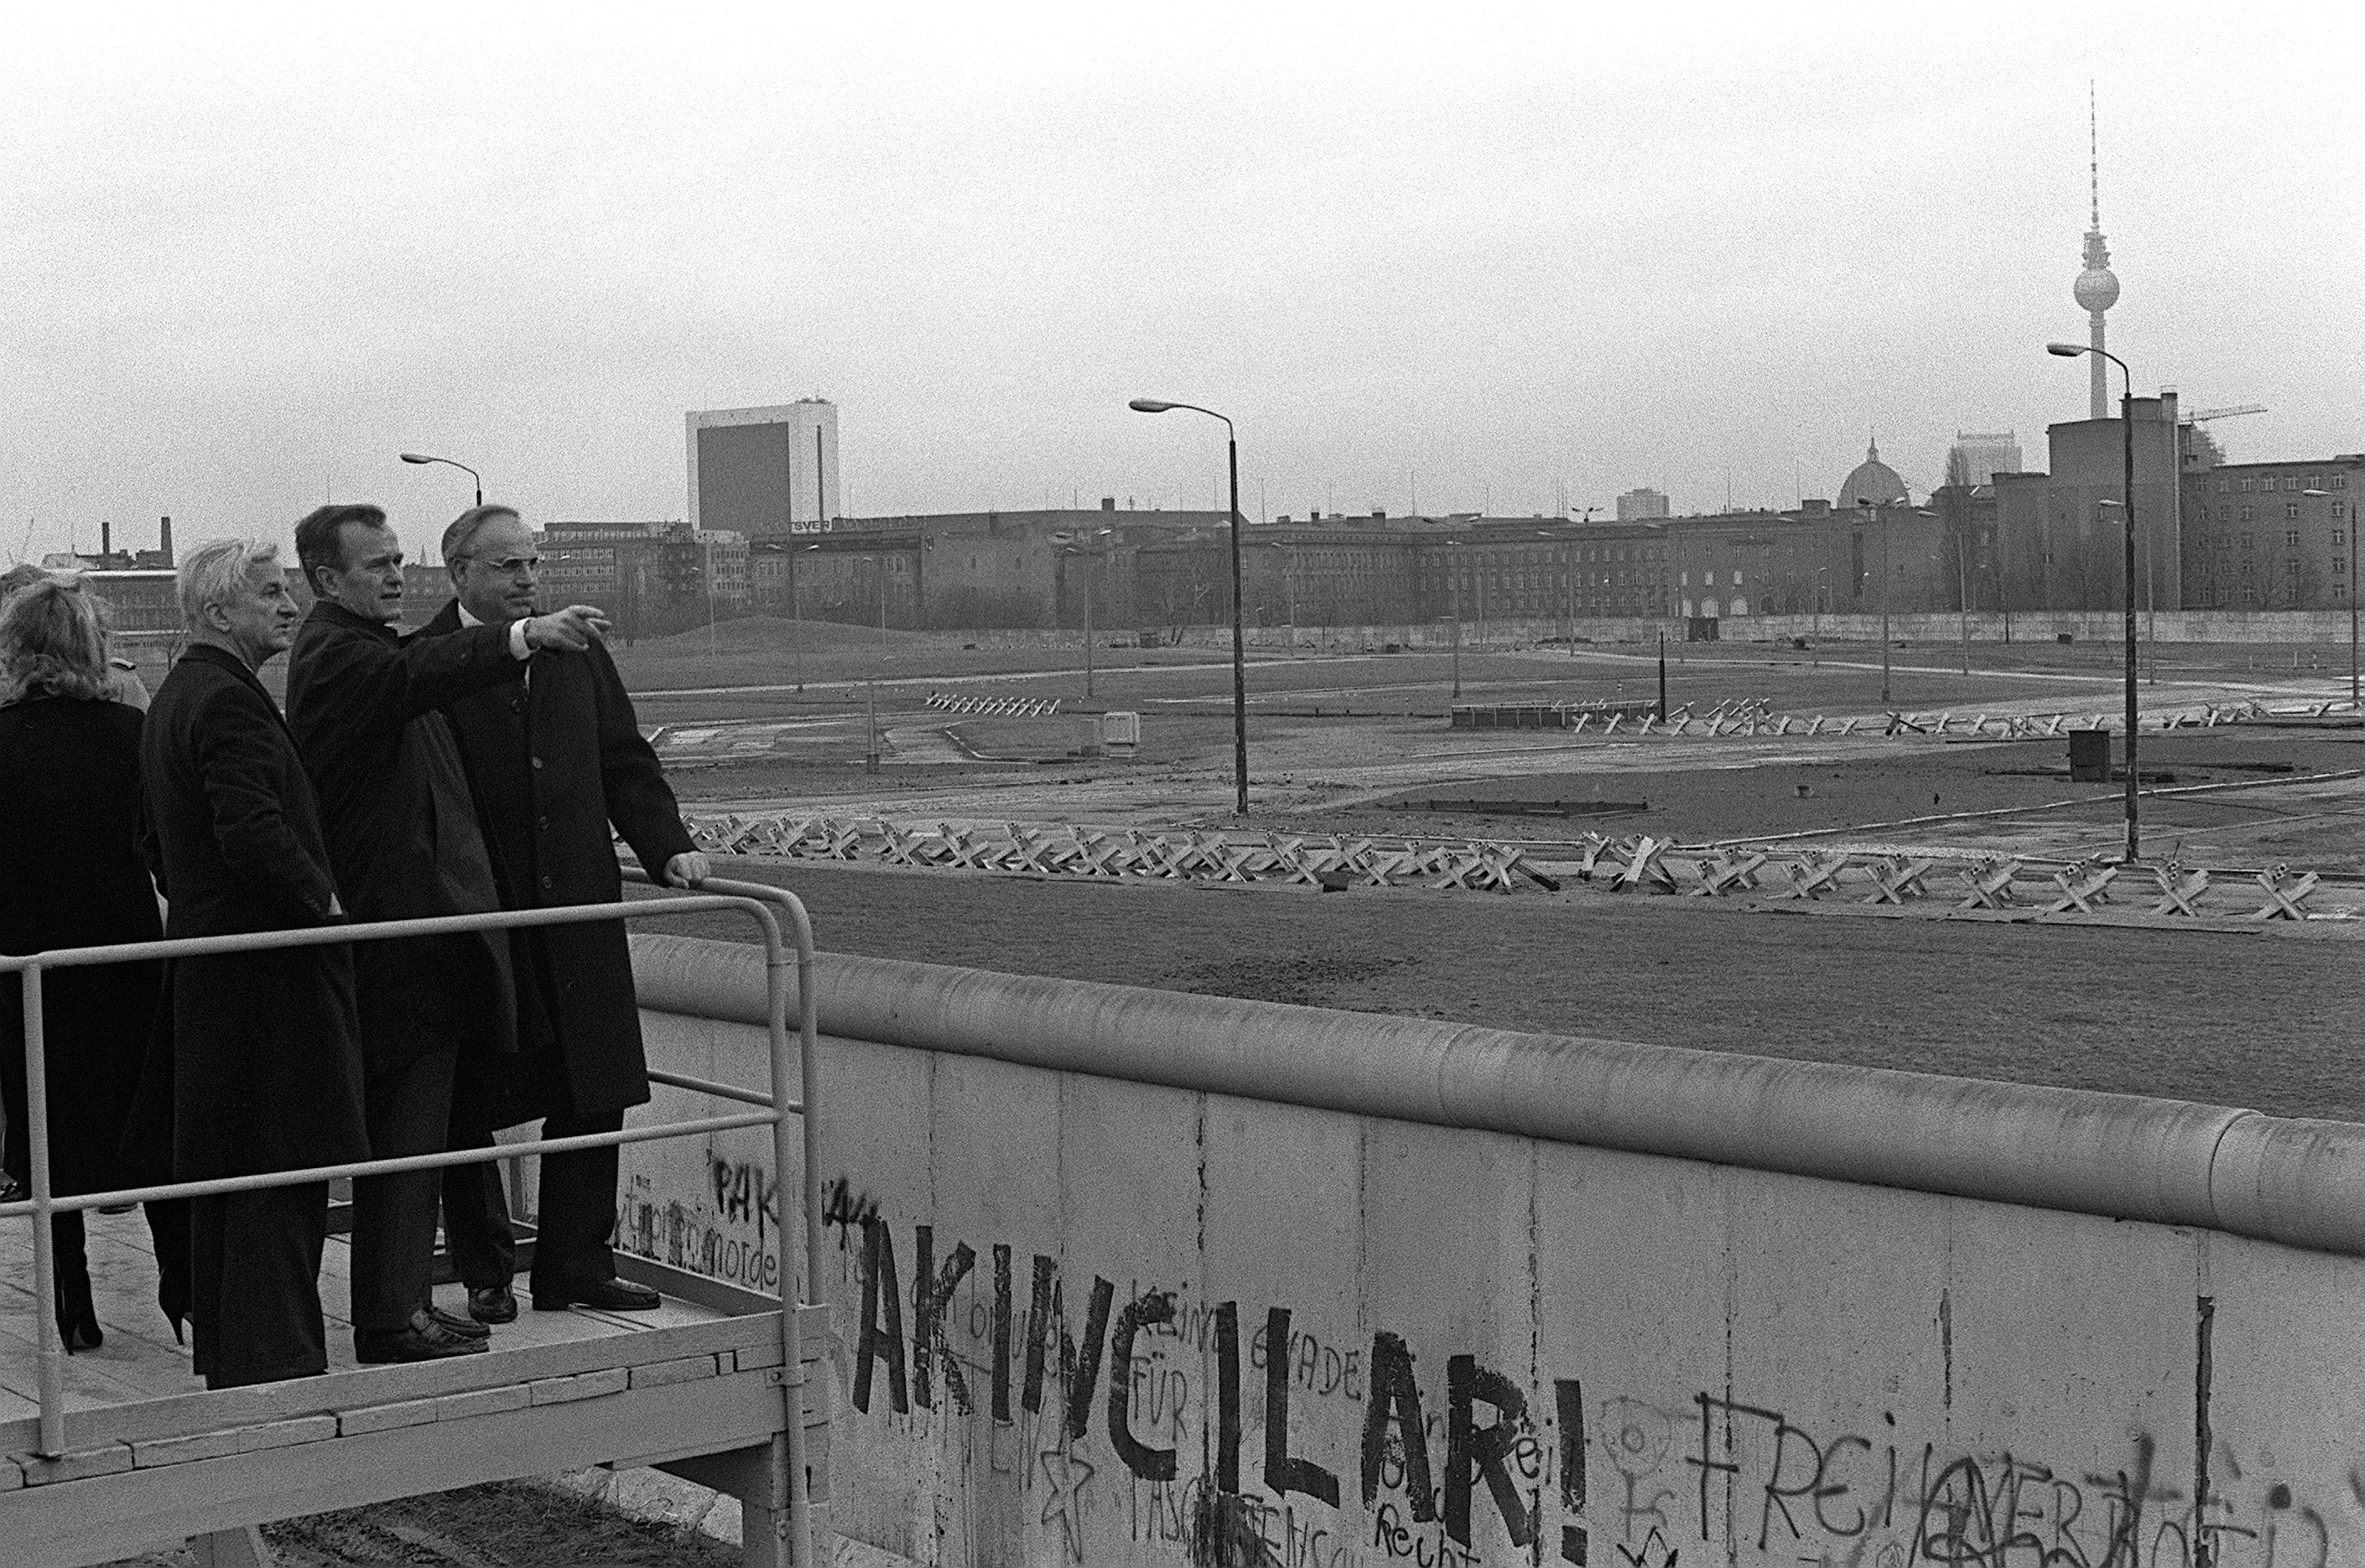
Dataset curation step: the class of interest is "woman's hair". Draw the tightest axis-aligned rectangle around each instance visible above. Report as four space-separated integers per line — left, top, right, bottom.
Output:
176 537 280 630
0 576 115 704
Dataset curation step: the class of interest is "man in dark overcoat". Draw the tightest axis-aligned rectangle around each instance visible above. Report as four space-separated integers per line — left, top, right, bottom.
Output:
284 503 613 1361
422 504 709 1317
138 537 370 1389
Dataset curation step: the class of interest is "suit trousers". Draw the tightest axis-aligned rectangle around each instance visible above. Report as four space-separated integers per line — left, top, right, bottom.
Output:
350 1047 456 1333
442 1107 626 1294
189 1181 330 1389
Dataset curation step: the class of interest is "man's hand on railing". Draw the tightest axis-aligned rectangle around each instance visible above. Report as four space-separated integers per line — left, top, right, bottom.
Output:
664 851 713 888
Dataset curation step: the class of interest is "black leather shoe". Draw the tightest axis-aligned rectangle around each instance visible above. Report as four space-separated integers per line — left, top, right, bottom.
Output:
356 1311 489 1363
465 1285 517 1325
426 1304 491 1340
532 1276 662 1312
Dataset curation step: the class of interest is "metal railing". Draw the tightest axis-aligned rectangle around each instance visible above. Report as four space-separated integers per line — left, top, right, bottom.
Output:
1 871 818 1568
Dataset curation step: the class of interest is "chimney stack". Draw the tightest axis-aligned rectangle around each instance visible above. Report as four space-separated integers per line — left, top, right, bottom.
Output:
160 516 174 566
101 520 112 558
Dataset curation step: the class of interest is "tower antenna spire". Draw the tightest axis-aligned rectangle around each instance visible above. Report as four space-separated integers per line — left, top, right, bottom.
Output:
2089 80 2100 230
2073 81 2120 419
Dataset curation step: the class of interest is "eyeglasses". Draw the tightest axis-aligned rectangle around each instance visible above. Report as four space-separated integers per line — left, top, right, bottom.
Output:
468 553 543 578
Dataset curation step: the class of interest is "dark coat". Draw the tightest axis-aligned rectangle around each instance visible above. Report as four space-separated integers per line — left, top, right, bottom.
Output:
136 644 369 1180
0 696 165 1195
419 600 695 1124
285 600 525 1077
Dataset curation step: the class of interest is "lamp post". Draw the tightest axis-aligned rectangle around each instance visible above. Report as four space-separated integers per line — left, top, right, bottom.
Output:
1953 532 1973 677
1567 506 1598 657
703 531 717 653
2097 499 2155 685
2048 339 2140 862
1130 398 1248 818
398 451 481 506
1445 538 1463 698
792 543 817 693
2303 481 2360 707
1061 527 1114 699
1857 496 1892 704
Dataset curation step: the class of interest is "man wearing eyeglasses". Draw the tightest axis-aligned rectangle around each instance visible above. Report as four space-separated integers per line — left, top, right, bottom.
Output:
422 504 710 1321
286 502 609 1363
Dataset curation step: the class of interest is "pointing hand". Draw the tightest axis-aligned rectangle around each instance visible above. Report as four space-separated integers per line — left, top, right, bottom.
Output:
522 605 612 652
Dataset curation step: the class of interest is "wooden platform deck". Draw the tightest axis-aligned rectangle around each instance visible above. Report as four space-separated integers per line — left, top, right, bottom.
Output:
0 1208 828 1565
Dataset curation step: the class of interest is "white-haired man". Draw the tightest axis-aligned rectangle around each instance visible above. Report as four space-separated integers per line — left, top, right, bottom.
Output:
138 538 371 1388
424 505 707 1319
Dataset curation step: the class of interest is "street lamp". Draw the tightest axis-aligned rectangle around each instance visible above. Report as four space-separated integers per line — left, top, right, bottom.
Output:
1059 527 1115 700
1856 496 1893 704
2048 339 2140 861
2097 500 2155 685
703 530 717 653
1130 397 1249 818
750 539 823 691
2302 481 2359 707
1443 537 1463 699
1567 506 1598 657
398 451 481 506
1953 529 1973 678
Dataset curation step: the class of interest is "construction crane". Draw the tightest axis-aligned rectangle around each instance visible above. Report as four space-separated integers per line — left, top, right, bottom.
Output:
2181 403 2267 469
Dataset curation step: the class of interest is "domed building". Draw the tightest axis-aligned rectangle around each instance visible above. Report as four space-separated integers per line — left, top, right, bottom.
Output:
1837 439 1909 508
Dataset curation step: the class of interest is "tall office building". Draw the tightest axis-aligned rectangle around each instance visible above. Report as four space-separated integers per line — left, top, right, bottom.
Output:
1947 431 2024 486
1616 487 1671 522
686 400 840 537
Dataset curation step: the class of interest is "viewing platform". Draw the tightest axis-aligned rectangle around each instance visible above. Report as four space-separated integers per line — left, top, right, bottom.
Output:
1 876 829 1565
0 1211 827 1565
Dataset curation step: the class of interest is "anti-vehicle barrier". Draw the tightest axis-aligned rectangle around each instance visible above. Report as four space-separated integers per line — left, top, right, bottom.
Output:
1572 834 2362 920
683 813 1545 892
923 691 1062 717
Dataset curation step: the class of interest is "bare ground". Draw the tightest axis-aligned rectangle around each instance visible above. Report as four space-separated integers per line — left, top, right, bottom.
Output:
104 1480 738 1565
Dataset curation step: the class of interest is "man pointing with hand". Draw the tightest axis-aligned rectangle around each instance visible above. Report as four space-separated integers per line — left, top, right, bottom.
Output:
286 501 618 1363
423 504 710 1321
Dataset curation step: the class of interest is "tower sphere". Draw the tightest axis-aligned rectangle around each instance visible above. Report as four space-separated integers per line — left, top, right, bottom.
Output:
2074 265 2119 313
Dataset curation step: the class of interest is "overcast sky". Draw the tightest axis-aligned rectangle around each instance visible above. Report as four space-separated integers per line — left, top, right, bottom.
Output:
5 1 2360 565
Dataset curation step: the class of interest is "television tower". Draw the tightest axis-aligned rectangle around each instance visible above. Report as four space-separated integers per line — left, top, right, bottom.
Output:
2071 82 2119 419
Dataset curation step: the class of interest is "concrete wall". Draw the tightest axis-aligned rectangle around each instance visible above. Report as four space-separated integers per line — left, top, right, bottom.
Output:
1188 609 2353 652
619 936 2365 1568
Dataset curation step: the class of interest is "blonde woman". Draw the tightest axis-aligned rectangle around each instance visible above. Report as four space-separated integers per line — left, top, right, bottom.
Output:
0 576 172 1351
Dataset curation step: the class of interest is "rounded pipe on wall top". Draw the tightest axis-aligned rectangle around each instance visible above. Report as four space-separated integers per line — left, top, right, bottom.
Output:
626 933 2365 1258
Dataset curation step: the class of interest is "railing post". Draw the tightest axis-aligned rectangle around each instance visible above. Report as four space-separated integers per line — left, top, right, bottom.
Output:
22 962 65 1456
756 891 817 1566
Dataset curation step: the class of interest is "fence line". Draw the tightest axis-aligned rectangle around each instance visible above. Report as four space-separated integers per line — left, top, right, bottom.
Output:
1451 694 2328 739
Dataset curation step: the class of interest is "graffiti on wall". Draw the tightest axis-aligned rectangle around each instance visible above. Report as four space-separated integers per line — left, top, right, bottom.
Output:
614 1153 783 1292
835 1209 2353 1568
